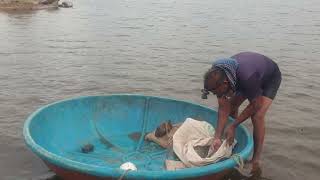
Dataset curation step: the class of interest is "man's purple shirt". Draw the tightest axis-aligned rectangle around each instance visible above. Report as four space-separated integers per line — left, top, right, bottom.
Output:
231 52 278 101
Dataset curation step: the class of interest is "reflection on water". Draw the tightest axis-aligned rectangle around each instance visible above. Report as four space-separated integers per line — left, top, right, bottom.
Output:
40 168 268 180
44 175 63 180
48 176 63 180
31 171 62 180
224 168 269 180
1 0 320 179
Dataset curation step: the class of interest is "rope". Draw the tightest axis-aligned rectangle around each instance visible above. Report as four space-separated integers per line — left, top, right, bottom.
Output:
118 169 130 180
231 154 244 167
231 154 274 180
231 154 252 177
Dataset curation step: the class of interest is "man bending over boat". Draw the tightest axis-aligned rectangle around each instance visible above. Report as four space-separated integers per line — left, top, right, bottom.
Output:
201 52 281 173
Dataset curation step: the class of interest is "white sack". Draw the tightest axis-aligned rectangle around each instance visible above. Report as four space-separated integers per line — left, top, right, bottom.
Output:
172 118 236 167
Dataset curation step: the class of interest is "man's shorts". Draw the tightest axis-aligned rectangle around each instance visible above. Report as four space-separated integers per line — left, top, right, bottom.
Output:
261 65 282 100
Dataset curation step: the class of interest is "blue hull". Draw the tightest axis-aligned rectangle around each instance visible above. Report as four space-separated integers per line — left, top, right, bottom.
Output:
24 95 253 179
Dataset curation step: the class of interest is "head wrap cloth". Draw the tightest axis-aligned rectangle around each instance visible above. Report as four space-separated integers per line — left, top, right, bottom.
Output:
212 58 239 91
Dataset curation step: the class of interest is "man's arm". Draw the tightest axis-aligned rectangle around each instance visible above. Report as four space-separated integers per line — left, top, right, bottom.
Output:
230 74 263 127
226 97 262 145
214 97 231 139
230 101 255 128
211 96 231 151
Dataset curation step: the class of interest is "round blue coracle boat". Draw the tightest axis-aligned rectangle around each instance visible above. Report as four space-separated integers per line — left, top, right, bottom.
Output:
23 95 253 180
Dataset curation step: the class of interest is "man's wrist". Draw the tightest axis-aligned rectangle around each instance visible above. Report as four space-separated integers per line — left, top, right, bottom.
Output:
231 122 238 128
214 134 222 139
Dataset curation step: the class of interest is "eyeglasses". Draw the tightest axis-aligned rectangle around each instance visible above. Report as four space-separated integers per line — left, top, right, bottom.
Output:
201 88 219 99
201 81 231 99
201 89 210 99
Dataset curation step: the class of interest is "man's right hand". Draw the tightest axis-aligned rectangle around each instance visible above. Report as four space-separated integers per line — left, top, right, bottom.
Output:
211 138 222 152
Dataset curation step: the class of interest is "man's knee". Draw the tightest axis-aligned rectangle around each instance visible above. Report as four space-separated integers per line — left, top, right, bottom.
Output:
251 112 265 123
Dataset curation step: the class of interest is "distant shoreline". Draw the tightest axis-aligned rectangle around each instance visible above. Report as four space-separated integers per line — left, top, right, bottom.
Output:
0 0 58 10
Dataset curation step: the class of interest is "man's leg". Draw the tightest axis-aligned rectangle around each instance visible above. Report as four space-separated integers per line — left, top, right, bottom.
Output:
250 96 273 166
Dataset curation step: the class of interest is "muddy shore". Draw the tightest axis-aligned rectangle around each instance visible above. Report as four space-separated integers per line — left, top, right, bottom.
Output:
0 0 58 10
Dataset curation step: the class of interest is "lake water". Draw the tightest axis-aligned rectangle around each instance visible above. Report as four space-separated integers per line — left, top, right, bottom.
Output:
0 0 319 179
